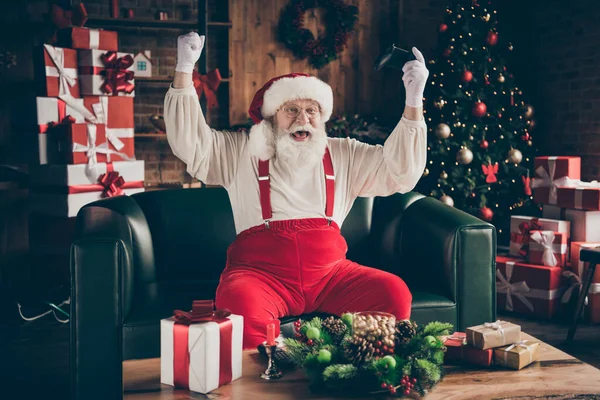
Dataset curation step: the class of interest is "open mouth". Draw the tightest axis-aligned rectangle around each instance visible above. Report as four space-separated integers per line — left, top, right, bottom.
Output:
291 131 310 141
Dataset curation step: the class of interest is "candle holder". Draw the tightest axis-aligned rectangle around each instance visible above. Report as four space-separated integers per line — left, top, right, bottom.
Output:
260 341 283 380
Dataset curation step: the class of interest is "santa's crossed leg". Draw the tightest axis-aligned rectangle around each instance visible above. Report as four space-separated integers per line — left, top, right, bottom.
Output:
165 32 429 349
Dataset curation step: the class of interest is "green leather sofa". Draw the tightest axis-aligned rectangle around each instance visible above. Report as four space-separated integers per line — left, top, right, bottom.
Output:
69 188 496 399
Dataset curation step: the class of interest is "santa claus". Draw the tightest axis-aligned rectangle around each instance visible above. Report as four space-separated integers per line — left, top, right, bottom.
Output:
165 32 429 349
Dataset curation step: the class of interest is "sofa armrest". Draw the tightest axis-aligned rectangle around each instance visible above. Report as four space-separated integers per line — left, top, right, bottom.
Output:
70 238 132 400
379 196 496 331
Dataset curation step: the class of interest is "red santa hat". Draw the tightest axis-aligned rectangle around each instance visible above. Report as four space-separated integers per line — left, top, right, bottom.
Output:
247 73 333 160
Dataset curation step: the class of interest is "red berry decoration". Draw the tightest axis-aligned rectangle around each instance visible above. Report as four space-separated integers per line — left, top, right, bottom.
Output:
381 383 387 389
480 139 489 149
439 23 448 32
390 388 397 394
405 389 411 395
307 339 314 345
462 70 473 83
472 101 487 117
412 378 417 383
487 31 498 46
479 207 494 221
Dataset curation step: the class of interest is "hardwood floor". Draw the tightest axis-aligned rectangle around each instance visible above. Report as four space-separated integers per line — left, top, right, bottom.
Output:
2 309 599 400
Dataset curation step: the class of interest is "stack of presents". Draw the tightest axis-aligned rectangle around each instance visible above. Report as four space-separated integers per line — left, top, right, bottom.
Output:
500 156 599 324
28 7 145 285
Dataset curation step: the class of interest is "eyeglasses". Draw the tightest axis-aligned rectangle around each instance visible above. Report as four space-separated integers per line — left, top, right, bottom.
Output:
279 105 321 120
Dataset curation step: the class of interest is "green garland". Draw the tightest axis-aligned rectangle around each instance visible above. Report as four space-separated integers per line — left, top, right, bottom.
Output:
277 0 358 69
282 314 453 397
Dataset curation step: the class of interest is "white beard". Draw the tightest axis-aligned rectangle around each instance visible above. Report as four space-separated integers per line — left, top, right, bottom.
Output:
273 123 328 169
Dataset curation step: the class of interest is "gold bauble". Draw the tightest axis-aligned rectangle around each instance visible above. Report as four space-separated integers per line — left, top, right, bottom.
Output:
457 148 474 165
525 105 534 118
497 74 505 83
423 168 430 177
440 195 454 207
527 140 533 146
440 171 448 180
507 148 523 164
435 123 451 139
482 13 491 22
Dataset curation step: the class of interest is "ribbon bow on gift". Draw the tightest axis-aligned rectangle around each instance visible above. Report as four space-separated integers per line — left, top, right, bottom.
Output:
193 69 222 110
44 45 78 97
98 170 125 197
502 340 535 364
496 262 534 313
530 161 578 204
173 300 231 325
530 230 557 266
511 219 542 258
100 52 135 95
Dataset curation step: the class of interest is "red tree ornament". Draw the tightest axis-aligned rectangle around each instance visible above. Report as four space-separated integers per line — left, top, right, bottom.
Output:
487 31 498 46
462 70 473 83
443 48 452 57
522 132 530 141
479 207 494 221
472 101 487 117
522 176 532 196
439 23 448 32
480 139 489 149
482 162 498 183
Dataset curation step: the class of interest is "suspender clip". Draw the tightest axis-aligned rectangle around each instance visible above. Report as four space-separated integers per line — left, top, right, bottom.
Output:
327 218 332 226
265 219 270 229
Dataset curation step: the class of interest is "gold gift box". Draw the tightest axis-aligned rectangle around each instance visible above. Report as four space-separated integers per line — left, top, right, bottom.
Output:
494 340 541 370
466 320 521 350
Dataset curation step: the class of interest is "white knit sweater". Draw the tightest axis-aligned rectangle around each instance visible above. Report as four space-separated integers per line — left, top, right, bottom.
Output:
164 84 428 234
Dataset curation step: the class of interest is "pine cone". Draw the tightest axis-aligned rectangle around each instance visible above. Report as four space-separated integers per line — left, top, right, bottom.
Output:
344 336 375 366
395 320 417 346
322 316 348 343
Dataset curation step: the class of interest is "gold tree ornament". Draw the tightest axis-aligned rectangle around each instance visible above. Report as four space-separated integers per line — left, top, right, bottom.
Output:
440 171 448 180
440 195 454 207
525 105 534 118
423 168 430 176
507 148 523 164
497 74 505 83
456 148 474 164
435 123 451 139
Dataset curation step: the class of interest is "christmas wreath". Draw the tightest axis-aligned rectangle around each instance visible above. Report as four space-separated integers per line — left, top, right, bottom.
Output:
282 312 453 397
277 0 358 69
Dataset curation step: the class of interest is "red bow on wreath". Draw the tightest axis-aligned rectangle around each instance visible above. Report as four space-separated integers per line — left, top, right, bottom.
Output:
101 52 135 95
98 170 125 197
51 3 88 29
481 162 498 183
173 300 231 325
193 69 222 110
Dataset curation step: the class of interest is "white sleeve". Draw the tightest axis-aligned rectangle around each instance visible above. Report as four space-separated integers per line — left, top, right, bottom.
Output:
347 117 427 198
163 84 246 187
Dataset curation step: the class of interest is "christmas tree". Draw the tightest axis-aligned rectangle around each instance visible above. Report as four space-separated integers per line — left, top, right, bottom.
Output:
415 0 539 245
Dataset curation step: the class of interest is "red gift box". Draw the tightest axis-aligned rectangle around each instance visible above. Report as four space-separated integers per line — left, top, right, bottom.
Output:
48 123 134 165
532 156 581 206
83 96 134 129
556 183 600 211
444 332 493 366
57 27 118 51
78 49 135 96
509 216 570 258
496 255 563 319
527 230 568 267
38 44 80 98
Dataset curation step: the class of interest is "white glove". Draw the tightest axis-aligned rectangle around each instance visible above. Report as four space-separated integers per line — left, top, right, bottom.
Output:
175 32 205 74
402 47 429 108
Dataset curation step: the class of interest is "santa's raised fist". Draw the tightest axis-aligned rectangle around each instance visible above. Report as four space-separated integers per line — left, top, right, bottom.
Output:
175 32 205 74
402 47 429 108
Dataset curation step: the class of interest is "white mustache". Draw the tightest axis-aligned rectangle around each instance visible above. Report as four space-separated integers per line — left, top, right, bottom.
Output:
284 124 317 135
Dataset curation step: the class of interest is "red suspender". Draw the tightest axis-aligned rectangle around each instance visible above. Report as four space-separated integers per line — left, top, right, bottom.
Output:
258 159 272 223
257 147 335 227
323 147 335 220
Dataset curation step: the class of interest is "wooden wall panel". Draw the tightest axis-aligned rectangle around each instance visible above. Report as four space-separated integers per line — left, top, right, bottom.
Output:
229 0 413 126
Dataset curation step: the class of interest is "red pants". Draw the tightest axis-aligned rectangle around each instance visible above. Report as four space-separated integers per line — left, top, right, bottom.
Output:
215 219 412 349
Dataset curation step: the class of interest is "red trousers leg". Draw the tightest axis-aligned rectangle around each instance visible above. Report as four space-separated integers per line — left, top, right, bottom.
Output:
215 269 301 350
311 260 412 320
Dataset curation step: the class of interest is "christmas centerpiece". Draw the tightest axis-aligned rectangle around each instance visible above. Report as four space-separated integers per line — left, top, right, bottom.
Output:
282 312 452 397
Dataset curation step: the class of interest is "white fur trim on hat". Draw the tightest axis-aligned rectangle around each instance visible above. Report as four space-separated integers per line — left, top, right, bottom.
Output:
261 76 333 122
247 120 275 160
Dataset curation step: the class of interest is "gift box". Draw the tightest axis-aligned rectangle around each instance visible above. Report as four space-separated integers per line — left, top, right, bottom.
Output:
57 27 118 51
527 230 568 267
496 255 563 319
493 340 540 370
47 123 134 165
37 44 80 98
443 332 493 366
82 96 134 130
542 204 564 220
564 209 600 242
78 49 135 96
532 156 581 206
30 160 145 217
556 182 600 211
569 242 600 280
466 320 521 350
160 301 243 394
509 216 570 258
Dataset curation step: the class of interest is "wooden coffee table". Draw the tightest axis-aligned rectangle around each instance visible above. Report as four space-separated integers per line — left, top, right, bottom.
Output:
123 333 600 399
